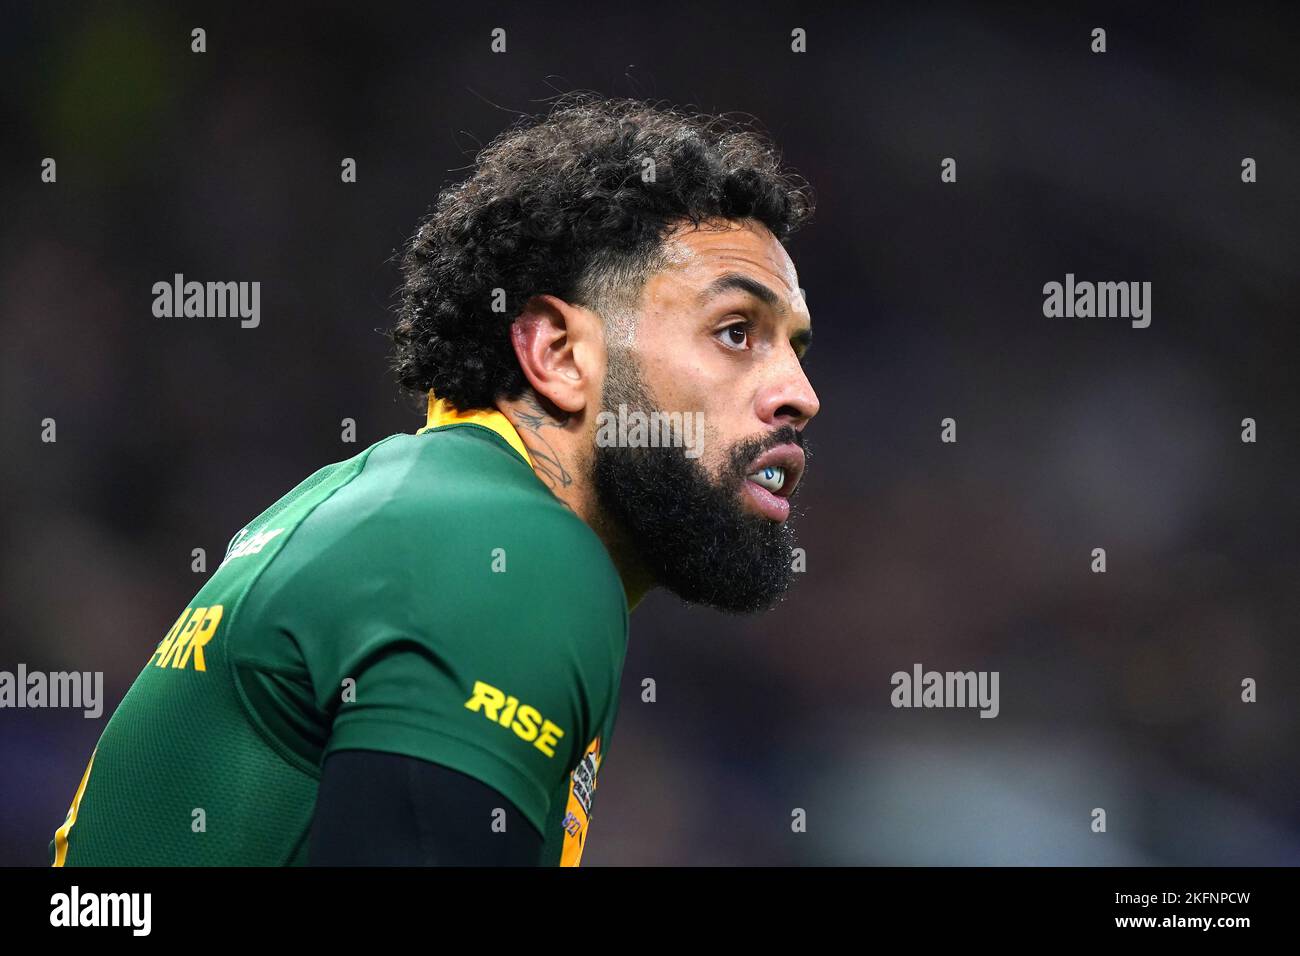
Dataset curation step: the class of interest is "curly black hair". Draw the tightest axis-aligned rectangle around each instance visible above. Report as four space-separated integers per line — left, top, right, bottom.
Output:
390 95 814 410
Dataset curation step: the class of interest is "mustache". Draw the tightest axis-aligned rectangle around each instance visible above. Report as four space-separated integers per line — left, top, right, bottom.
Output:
726 424 807 478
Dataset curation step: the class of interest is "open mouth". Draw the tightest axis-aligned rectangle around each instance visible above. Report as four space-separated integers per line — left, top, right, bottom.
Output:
742 443 805 522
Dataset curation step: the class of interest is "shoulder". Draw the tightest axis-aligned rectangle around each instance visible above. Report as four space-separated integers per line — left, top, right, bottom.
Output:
265 426 626 632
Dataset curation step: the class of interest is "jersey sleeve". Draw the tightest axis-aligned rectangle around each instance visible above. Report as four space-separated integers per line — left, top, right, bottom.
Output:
321 621 608 838
274 475 628 838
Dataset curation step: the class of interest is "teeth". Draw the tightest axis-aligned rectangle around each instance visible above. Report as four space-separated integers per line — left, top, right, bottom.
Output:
747 466 785 492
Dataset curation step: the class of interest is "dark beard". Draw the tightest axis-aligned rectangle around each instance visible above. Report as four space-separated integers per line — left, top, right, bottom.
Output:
590 356 803 613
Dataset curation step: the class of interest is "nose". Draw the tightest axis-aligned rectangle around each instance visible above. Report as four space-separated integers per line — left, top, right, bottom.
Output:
755 348 820 430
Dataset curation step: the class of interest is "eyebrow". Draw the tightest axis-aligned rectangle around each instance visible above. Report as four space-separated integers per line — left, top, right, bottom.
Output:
696 272 787 315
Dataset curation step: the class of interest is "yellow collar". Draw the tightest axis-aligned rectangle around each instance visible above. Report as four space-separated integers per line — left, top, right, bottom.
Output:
420 392 533 468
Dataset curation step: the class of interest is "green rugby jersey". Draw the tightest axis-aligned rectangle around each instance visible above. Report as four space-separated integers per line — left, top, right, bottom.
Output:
51 398 629 866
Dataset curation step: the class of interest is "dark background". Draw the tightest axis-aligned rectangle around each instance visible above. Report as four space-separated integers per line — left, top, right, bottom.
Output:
2 1 1298 865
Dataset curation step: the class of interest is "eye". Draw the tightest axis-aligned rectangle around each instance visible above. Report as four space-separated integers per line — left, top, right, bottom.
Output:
717 321 751 350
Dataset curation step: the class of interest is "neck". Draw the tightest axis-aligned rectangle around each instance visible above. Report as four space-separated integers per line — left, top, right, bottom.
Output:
497 392 654 610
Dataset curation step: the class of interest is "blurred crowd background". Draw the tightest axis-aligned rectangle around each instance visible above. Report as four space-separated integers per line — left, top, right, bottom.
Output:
2 2 1297 865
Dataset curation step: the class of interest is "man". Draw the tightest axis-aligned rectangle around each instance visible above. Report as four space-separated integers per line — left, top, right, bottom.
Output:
51 96 820 866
